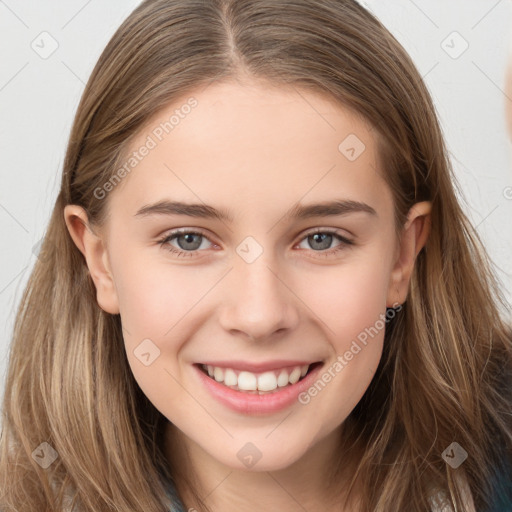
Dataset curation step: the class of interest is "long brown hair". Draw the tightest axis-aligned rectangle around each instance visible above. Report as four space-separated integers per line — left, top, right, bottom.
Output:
1 0 511 510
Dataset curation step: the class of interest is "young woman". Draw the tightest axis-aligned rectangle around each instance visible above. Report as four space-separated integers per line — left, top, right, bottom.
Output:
1 1 511 510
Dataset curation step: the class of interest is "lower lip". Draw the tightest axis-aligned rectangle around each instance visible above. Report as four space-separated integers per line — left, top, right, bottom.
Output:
193 362 324 415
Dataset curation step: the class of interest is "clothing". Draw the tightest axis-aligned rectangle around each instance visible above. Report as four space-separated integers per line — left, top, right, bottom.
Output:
164 468 512 511
488 460 512 512
165 478 186 512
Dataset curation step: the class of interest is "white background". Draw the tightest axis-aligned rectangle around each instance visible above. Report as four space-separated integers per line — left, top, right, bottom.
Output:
1 0 512 402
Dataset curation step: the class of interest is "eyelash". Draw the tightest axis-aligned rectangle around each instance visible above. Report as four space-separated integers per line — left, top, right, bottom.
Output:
157 228 354 259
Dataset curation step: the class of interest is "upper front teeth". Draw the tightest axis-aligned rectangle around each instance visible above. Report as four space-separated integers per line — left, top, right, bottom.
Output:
205 364 310 392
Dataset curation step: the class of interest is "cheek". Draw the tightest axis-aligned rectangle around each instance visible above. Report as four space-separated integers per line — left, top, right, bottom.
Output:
110 248 201 402
304 248 393 336
111 247 204 334
299 246 391 404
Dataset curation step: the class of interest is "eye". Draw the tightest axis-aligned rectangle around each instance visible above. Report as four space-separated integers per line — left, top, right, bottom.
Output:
157 227 354 258
158 228 215 257
295 228 354 257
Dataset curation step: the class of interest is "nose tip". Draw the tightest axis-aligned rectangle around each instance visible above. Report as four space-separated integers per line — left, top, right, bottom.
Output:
218 258 300 342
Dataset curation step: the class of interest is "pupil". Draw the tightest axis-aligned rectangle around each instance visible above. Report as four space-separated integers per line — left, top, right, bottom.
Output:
311 233 331 250
179 233 201 250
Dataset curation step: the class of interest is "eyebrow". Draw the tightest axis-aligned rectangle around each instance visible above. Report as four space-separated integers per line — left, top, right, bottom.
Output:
134 198 377 222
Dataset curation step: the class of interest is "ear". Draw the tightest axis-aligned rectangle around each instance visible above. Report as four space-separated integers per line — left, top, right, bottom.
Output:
386 201 432 307
63 205 120 314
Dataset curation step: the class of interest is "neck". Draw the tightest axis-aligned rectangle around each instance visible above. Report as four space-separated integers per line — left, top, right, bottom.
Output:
164 421 362 512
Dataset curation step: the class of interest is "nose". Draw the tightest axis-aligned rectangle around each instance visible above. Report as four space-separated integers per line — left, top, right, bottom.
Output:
218 250 300 342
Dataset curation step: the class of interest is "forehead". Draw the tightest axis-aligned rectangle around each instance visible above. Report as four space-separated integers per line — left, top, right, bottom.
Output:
106 79 392 224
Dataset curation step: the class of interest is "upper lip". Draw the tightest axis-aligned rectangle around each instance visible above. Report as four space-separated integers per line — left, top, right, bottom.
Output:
196 359 323 373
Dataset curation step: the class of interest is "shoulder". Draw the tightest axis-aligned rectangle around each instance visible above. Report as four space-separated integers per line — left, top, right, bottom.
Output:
165 478 187 512
429 465 512 512
488 458 512 512
428 471 476 512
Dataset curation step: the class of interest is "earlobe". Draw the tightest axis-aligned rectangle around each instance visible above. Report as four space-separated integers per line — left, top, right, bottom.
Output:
63 205 120 315
386 201 432 307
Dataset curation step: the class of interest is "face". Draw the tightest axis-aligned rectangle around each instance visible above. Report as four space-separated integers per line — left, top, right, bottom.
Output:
65 79 430 473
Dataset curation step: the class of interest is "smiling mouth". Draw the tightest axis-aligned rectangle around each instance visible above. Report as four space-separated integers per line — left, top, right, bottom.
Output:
196 361 324 394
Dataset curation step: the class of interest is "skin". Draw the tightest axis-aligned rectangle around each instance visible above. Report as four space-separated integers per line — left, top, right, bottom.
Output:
64 78 431 511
